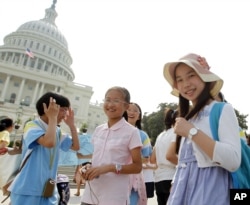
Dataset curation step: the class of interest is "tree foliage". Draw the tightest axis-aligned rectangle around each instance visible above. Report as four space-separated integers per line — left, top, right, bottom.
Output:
142 102 248 145
234 109 248 130
142 102 178 145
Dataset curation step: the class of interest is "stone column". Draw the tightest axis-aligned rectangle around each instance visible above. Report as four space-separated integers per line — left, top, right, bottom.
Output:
15 78 26 105
0 74 11 102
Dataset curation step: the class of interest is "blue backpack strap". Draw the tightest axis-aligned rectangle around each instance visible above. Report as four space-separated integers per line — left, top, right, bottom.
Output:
209 102 239 188
209 102 225 141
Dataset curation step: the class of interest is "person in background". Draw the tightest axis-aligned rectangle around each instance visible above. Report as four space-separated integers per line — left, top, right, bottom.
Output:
127 102 152 205
0 116 15 195
142 152 157 200
9 92 80 205
246 134 250 146
57 174 70 205
0 117 14 155
163 53 241 205
214 91 227 103
74 127 93 196
150 108 178 205
142 146 156 201
80 86 142 205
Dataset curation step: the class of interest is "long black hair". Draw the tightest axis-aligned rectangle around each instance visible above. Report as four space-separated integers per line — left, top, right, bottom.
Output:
175 82 213 154
164 108 179 131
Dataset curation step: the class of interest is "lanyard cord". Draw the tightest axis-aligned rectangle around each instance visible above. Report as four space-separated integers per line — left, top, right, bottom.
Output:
49 147 55 170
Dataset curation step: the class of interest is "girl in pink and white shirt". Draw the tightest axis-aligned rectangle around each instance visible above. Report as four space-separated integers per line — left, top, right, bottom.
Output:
80 86 142 205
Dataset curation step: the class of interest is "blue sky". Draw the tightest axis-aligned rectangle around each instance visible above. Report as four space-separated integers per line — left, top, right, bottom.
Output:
1 0 249 131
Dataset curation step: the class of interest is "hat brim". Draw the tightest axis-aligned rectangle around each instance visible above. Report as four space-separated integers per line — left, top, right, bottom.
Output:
163 59 223 97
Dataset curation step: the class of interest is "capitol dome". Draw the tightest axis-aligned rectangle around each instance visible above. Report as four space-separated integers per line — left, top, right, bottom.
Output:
17 17 68 50
16 1 68 50
1 0 74 81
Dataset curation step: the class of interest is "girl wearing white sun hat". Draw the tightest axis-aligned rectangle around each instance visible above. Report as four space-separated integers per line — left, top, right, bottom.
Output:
163 53 241 205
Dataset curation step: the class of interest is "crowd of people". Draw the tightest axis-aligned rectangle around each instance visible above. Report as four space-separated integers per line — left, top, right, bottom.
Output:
1 53 250 205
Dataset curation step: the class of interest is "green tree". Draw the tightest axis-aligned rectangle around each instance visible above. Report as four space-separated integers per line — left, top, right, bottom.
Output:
234 109 248 130
142 102 178 145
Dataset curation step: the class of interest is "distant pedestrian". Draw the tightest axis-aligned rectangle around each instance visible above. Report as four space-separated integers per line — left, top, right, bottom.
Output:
0 116 14 155
150 108 178 205
0 116 15 195
246 134 250 146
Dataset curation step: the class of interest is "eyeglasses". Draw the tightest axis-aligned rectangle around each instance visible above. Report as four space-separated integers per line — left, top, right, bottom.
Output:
103 98 126 105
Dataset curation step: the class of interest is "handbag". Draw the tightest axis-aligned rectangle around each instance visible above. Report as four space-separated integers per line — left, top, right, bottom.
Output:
42 147 56 198
42 178 56 198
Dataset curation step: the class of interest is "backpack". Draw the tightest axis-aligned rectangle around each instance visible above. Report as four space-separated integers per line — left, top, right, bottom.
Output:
57 174 70 205
209 102 250 189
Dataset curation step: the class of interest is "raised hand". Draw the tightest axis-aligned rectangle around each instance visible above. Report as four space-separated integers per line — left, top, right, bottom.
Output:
43 97 59 120
63 107 75 127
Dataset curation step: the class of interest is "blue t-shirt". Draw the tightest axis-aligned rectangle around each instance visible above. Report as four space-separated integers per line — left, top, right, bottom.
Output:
58 133 93 166
139 129 152 157
77 133 93 164
10 119 72 198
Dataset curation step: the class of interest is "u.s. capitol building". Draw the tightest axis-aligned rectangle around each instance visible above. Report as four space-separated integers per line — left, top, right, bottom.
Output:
0 1 106 137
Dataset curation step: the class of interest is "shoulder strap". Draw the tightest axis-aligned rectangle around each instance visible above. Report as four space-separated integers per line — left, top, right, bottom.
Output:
209 102 242 188
19 149 32 171
209 102 226 141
